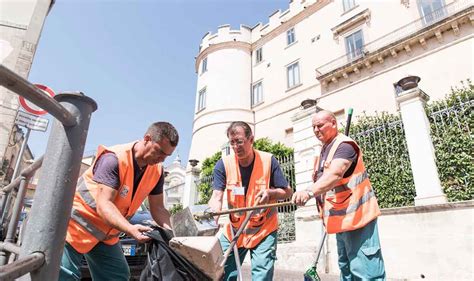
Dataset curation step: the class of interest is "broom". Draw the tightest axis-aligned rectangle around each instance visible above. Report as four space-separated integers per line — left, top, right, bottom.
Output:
303 108 353 281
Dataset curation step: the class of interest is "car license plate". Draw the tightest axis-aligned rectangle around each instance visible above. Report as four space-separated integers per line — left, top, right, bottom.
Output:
122 244 136 256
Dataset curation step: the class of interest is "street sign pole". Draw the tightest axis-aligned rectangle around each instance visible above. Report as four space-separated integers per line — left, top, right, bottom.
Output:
11 128 31 181
0 128 31 224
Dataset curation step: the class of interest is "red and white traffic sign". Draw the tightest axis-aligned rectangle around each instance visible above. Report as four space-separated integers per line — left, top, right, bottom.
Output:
18 84 55 115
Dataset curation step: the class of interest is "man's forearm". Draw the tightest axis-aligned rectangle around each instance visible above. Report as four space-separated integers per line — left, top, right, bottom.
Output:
310 172 342 196
97 201 133 234
151 207 172 229
268 187 293 201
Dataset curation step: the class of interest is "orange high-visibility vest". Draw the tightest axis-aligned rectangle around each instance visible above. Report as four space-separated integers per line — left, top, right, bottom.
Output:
313 134 380 234
66 142 162 253
223 150 278 249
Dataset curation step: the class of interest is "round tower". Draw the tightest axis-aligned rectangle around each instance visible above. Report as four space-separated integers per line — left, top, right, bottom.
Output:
188 24 254 164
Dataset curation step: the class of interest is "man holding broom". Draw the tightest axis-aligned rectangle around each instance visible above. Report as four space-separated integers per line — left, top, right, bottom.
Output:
293 110 386 280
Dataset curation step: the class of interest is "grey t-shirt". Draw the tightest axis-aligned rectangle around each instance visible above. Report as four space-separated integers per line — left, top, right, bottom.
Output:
316 139 358 181
92 152 163 198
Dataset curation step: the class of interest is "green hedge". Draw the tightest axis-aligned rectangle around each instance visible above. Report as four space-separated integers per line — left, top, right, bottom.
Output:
350 81 473 208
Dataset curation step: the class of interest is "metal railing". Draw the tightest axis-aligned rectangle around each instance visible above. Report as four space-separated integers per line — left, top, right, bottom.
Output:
427 88 474 198
0 156 43 267
351 112 416 208
0 64 97 280
275 154 296 243
316 0 473 77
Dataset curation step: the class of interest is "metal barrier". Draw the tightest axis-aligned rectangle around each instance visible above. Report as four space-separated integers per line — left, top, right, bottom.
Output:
0 64 97 280
0 156 43 266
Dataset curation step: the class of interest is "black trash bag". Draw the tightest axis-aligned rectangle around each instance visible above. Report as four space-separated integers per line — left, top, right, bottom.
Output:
140 226 211 281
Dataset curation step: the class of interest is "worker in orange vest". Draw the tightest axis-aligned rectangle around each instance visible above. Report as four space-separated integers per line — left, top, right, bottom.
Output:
292 110 386 280
209 121 293 280
59 122 179 281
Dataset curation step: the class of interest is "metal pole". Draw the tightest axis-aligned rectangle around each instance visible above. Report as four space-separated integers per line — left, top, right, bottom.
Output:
11 128 31 181
18 92 97 281
0 252 44 281
0 65 76 127
0 177 28 265
0 129 31 226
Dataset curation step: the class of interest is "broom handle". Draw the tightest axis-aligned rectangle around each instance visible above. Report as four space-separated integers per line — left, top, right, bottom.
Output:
210 201 294 217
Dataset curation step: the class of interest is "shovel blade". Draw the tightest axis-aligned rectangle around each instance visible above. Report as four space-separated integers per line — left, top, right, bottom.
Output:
169 236 224 281
171 205 218 237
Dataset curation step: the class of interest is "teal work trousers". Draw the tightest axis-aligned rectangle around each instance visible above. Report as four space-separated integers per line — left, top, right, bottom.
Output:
336 218 386 281
220 231 278 281
58 242 130 281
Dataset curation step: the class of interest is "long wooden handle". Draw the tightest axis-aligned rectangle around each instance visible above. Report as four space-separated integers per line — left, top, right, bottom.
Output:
211 201 294 216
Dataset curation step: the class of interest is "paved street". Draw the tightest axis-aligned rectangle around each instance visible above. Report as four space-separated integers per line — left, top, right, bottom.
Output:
241 265 339 281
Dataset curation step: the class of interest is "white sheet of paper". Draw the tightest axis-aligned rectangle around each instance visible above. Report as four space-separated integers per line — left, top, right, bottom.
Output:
233 186 245 196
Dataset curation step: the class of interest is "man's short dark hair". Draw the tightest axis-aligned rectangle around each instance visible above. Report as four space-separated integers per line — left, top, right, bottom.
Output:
146 122 179 147
226 121 253 139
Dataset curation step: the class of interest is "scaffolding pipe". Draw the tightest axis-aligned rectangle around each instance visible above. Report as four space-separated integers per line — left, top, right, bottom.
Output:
0 156 43 227
0 252 44 281
0 177 28 265
0 242 20 255
18 92 97 281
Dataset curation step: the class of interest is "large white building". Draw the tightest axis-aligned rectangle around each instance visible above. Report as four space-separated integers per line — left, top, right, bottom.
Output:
0 0 54 180
188 0 473 164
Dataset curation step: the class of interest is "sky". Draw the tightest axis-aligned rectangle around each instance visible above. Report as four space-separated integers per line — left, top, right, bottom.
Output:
27 0 289 166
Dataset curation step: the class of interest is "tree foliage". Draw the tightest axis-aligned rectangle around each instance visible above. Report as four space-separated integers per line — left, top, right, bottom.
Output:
169 203 183 215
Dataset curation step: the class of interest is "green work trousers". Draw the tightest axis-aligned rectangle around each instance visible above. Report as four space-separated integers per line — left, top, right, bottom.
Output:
219 231 277 281
336 218 386 281
58 242 130 281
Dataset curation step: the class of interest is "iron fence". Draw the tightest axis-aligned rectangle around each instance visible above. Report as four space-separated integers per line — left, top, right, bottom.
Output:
426 88 474 201
351 113 416 208
275 154 296 243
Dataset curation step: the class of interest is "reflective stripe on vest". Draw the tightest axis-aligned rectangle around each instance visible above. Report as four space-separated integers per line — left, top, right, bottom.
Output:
324 189 375 217
327 170 369 196
223 150 278 249
77 177 97 210
230 207 277 235
70 208 119 241
66 142 161 253
314 134 380 234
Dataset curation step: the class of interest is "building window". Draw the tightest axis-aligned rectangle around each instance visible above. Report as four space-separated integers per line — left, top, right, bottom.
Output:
418 0 446 25
345 30 364 61
287 62 300 89
342 0 356 12
252 81 263 106
197 88 206 111
256 48 263 63
287 28 296 45
201 57 207 73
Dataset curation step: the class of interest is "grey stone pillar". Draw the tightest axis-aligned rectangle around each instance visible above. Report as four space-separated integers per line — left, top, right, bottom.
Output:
395 76 447 206
182 160 201 207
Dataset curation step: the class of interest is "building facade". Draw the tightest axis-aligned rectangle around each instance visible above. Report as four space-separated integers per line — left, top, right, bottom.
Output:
188 0 473 166
163 156 186 209
0 0 54 179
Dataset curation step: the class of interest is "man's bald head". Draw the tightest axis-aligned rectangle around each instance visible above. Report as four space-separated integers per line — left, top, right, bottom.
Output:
312 110 338 144
312 110 337 124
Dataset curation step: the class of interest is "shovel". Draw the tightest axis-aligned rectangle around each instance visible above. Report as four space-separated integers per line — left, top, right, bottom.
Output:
169 201 295 280
170 201 295 237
